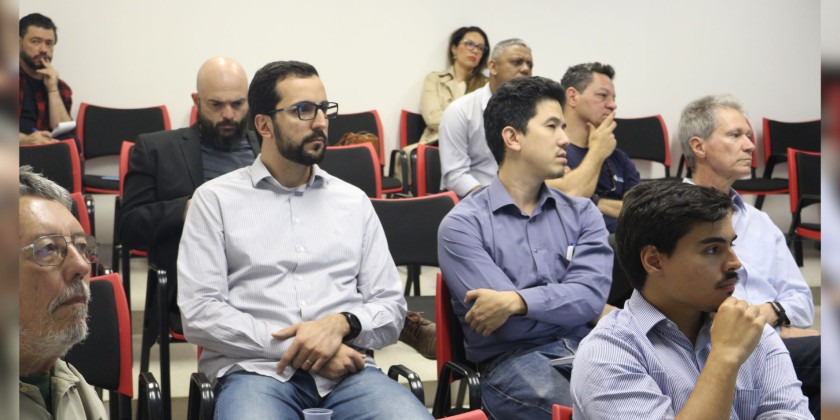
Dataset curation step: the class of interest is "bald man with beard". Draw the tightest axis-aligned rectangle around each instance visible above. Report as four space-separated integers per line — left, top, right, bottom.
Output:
119 56 261 345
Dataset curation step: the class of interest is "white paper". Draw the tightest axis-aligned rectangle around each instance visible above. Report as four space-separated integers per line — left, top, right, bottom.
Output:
51 121 76 137
550 355 575 366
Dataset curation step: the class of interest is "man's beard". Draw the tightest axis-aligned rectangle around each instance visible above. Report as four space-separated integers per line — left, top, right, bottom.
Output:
20 279 90 359
20 51 48 71
197 111 248 152
273 119 327 165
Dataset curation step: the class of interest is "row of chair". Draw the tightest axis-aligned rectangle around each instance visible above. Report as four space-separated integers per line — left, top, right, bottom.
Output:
22 100 821 206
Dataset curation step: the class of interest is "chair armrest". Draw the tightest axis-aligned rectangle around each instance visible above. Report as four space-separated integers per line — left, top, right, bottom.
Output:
387 364 425 404
432 361 481 418
138 372 163 420
84 193 96 236
188 372 216 420
387 149 409 195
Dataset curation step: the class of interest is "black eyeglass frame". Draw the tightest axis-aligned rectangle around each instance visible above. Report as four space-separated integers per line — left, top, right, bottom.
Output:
264 101 339 121
461 40 489 53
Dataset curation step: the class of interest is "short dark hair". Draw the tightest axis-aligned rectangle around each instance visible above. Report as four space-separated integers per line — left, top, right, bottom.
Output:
20 13 57 42
248 61 319 123
615 181 733 290
560 62 615 93
483 76 566 165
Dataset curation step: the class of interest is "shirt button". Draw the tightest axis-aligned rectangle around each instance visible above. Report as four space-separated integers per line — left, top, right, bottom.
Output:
295 275 302 280
300 300 306 306
532 248 538 253
293 218 301 224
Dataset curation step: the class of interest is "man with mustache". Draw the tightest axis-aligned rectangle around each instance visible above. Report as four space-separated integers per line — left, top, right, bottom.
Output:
679 94 820 416
546 62 639 234
571 181 812 419
120 56 260 347
438 76 612 419
177 61 432 419
19 166 106 419
18 13 74 145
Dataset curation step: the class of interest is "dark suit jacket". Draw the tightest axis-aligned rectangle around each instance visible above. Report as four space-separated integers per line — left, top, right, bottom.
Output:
119 125 260 326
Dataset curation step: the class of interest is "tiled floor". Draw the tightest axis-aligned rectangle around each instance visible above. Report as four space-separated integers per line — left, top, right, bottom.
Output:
91 193 821 418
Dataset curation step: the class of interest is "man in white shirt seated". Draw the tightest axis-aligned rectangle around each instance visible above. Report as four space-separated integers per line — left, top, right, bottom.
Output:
177 60 432 420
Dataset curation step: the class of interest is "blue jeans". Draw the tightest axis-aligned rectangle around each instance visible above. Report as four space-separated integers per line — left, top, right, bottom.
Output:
480 338 579 420
214 367 432 420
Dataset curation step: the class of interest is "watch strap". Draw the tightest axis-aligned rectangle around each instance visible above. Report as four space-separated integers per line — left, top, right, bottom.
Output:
769 301 790 327
340 312 361 341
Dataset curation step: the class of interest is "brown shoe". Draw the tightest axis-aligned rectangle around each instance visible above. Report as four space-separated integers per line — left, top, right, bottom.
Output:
399 311 437 360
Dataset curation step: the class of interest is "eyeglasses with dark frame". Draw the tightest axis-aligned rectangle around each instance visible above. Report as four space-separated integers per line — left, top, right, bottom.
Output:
265 101 339 121
461 40 488 53
20 234 99 267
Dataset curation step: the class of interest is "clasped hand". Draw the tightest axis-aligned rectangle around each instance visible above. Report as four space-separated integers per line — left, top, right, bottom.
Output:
464 289 526 337
272 314 358 377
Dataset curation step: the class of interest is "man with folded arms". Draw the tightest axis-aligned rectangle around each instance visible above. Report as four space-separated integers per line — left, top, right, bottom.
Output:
439 76 612 419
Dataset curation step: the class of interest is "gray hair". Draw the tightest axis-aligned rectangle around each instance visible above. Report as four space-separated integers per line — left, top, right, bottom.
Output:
678 94 746 171
19 166 72 210
490 38 529 61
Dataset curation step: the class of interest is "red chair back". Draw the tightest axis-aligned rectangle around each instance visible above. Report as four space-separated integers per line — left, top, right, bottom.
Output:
552 404 573 420
399 109 427 149
20 139 82 193
69 192 92 235
439 409 488 419
414 144 441 197
321 143 383 198
64 273 133 398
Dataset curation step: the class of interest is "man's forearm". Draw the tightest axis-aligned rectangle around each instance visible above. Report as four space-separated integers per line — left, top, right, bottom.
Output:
596 198 622 218
546 153 607 197
675 352 739 420
47 90 72 129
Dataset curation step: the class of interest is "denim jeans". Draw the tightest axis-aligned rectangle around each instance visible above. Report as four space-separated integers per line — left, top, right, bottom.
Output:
214 367 432 420
480 338 579 420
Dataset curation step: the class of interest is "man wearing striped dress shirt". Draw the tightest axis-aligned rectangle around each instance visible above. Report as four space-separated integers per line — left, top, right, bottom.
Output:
177 61 431 419
571 181 811 419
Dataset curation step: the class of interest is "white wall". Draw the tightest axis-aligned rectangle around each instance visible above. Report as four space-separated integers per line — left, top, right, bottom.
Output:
22 0 820 224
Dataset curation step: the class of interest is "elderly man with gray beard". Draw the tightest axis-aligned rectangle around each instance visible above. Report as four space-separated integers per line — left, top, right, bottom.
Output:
18 166 106 419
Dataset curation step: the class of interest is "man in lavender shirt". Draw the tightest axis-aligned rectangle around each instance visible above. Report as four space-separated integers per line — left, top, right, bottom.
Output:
438 76 613 419
571 181 811 419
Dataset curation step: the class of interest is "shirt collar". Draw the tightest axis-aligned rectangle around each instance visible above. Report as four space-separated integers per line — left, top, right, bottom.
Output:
487 177 555 215
626 290 671 334
682 178 746 213
248 154 327 191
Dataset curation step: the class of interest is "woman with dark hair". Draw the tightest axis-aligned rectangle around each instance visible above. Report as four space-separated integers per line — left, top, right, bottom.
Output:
418 26 489 145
